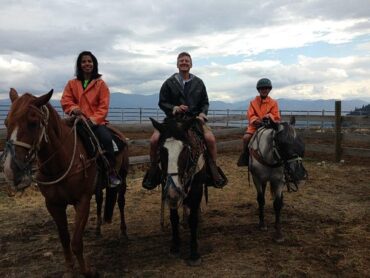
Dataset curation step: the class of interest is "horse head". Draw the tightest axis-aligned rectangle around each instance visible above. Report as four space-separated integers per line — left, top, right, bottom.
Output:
2 88 54 189
150 117 205 208
274 119 308 183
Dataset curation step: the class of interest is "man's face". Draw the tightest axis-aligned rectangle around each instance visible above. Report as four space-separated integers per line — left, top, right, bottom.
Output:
258 87 271 99
177 55 192 72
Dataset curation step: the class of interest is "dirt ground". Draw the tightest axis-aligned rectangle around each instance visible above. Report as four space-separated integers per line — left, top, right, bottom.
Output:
0 149 369 277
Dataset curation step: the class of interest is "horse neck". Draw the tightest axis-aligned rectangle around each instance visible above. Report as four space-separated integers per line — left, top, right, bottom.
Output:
37 108 75 169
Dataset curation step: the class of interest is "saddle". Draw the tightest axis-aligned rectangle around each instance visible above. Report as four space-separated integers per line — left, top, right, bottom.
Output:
64 117 127 158
186 118 228 188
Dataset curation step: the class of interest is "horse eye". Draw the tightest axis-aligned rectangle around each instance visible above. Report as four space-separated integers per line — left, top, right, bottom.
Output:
28 122 39 129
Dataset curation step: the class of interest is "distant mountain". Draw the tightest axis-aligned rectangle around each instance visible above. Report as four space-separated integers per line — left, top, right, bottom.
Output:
0 92 368 113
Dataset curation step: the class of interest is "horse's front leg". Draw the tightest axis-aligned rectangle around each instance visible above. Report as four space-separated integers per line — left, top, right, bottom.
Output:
95 187 103 236
255 181 267 231
117 182 128 240
273 185 284 243
169 208 180 256
72 195 98 277
45 202 74 274
186 185 203 266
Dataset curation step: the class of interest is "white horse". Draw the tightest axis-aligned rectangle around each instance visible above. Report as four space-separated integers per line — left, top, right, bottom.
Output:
249 118 307 242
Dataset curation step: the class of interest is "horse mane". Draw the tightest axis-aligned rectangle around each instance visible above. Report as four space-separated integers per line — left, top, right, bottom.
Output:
278 122 296 142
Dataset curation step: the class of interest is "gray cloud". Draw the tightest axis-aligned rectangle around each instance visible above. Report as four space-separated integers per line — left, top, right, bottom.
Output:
0 0 369 103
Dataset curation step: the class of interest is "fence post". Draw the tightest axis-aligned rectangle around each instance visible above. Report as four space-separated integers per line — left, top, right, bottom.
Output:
334 101 342 162
321 110 325 132
226 109 229 128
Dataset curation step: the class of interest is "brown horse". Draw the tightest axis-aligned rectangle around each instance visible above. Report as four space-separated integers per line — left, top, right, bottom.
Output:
2 88 128 277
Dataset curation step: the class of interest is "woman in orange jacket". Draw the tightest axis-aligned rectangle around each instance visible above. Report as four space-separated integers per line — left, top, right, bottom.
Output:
61 51 121 186
237 78 281 166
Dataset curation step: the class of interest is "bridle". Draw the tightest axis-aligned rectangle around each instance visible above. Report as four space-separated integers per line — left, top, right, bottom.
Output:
162 127 205 207
2 105 79 187
250 124 307 191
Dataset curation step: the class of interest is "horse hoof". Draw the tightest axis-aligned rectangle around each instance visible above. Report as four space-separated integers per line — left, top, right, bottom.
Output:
169 250 180 258
259 224 267 231
186 257 202 266
120 232 129 242
273 235 285 243
84 268 100 278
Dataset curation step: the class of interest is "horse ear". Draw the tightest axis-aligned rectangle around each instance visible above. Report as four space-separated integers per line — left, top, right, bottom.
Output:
290 116 296 126
33 89 54 107
9 88 19 103
150 117 166 133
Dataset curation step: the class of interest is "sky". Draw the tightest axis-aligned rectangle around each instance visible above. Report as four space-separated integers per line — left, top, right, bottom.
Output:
1 0 370 103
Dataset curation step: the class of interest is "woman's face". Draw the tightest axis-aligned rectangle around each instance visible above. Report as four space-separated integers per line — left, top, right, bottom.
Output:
80 55 94 76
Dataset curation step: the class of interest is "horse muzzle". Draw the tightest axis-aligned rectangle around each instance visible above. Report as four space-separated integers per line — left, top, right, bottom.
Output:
164 174 185 209
2 151 33 190
287 159 308 182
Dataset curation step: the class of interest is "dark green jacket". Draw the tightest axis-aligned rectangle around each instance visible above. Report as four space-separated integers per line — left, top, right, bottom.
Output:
158 73 209 117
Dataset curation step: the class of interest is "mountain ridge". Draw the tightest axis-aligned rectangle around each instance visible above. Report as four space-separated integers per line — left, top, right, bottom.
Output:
0 92 368 112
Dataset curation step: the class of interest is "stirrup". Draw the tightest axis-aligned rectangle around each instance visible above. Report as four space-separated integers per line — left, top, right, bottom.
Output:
237 152 249 167
213 167 228 188
108 172 121 188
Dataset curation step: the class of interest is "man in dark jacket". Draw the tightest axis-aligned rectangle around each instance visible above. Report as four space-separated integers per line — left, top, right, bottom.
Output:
143 52 227 189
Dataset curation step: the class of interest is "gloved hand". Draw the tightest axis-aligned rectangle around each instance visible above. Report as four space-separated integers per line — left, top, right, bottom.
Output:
71 108 82 116
197 112 208 123
86 118 96 127
253 119 262 127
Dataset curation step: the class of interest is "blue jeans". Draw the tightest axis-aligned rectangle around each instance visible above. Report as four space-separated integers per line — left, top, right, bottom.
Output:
92 125 115 167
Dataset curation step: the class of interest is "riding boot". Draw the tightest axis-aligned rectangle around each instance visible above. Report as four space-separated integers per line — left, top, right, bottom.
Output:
237 143 249 167
107 156 121 188
206 158 228 188
142 160 161 190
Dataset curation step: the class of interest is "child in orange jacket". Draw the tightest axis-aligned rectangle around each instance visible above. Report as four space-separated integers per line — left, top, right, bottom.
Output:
237 78 281 166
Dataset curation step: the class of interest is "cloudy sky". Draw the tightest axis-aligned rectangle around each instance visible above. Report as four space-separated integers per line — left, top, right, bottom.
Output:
1 0 370 103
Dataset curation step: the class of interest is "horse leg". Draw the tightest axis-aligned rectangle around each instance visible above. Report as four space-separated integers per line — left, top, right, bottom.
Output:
186 185 203 266
169 208 180 256
256 182 267 231
94 187 103 236
45 202 74 274
273 186 284 243
117 182 128 240
72 196 98 277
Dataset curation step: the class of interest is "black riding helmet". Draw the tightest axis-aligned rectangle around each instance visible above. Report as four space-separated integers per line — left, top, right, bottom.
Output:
256 78 272 89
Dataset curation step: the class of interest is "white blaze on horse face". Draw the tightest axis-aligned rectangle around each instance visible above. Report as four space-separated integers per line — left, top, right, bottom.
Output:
164 138 184 203
164 138 183 176
3 126 18 181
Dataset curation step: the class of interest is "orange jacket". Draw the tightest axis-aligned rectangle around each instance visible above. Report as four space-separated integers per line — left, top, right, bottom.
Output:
61 78 110 125
246 95 281 134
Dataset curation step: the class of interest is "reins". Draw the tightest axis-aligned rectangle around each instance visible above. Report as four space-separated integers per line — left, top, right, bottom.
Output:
33 117 79 185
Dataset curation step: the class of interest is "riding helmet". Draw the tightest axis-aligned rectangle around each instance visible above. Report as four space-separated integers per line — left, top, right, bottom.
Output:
256 78 272 89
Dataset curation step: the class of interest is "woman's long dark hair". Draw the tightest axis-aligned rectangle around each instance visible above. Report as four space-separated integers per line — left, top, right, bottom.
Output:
75 51 102 80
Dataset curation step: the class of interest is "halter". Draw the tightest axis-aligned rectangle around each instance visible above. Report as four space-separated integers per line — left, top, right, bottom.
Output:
249 125 307 191
2 105 50 178
3 105 80 187
163 127 205 208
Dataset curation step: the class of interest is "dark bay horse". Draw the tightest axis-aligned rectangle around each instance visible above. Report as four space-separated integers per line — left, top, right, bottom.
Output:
2 89 128 277
150 116 207 266
248 118 307 242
